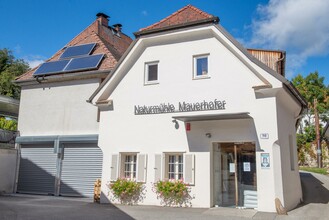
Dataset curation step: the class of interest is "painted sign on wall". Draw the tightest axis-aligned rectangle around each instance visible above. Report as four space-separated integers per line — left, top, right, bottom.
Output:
134 99 226 115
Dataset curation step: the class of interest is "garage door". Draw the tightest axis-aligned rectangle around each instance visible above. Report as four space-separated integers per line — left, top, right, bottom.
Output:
17 145 57 195
60 144 103 197
17 143 103 198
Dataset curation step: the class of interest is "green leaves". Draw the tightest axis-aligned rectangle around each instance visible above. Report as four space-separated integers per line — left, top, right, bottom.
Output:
108 178 144 205
0 48 29 99
292 71 329 116
0 117 17 131
153 179 192 207
292 71 328 165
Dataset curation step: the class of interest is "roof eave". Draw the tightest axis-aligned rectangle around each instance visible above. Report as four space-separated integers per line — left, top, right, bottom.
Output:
134 17 219 37
14 69 111 86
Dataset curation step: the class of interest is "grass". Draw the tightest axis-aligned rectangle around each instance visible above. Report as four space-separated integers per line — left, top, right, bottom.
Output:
299 166 328 175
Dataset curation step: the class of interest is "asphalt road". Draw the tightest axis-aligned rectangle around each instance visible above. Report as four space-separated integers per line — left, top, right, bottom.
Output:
0 171 328 220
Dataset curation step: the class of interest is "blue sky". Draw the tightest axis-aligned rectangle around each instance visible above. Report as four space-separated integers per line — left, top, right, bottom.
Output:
1 0 328 85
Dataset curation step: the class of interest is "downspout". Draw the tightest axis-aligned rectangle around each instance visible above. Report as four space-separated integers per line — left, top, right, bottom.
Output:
276 53 285 76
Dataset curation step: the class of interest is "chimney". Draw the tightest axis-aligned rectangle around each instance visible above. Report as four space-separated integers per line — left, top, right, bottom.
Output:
96 12 109 27
113 24 122 32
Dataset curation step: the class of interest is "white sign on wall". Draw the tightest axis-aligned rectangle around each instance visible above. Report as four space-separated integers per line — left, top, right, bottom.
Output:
243 162 251 172
229 163 235 173
260 133 269 139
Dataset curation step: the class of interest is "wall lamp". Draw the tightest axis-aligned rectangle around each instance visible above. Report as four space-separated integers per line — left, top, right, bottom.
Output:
172 119 179 129
205 133 212 138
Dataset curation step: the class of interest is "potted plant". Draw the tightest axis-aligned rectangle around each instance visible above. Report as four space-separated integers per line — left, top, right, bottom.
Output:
108 178 145 205
153 179 193 207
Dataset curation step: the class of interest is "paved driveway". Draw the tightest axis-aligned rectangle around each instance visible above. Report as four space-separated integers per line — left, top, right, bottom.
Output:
0 171 328 220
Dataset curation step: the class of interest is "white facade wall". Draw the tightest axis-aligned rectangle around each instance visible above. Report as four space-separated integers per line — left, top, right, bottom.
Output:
96 31 301 212
18 78 100 136
275 91 303 210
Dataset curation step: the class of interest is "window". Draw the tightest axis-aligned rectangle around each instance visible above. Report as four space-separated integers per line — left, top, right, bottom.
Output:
145 62 159 84
168 154 184 180
154 153 195 184
123 154 137 179
110 153 147 182
193 55 209 79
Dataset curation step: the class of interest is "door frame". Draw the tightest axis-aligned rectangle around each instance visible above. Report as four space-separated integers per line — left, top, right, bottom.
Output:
210 141 256 208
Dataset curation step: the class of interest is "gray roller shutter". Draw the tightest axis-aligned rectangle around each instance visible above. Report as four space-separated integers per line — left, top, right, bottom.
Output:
60 144 103 197
17 145 57 195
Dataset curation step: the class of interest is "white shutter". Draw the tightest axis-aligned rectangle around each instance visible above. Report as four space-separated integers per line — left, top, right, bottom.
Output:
184 154 195 185
154 154 162 182
110 154 119 181
137 154 147 182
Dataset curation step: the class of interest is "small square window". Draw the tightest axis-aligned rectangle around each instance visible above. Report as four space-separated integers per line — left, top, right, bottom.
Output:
194 55 209 79
145 62 159 84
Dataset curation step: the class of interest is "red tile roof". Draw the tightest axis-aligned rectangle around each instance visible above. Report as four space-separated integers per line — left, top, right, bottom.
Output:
139 5 217 32
16 16 132 81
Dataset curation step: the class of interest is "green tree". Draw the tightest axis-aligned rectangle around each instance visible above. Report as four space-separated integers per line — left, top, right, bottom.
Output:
292 72 329 165
292 71 329 123
0 48 29 99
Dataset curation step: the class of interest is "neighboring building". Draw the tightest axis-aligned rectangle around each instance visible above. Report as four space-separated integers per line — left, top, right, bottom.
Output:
0 95 19 148
0 95 19 119
14 13 132 197
89 5 306 212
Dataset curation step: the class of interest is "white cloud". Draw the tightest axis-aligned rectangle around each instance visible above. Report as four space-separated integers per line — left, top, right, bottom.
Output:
23 55 45 68
249 0 329 72
27 59 44 68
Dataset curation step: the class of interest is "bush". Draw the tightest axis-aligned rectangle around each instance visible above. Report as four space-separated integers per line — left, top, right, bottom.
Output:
108 178 145 205
0 117 17 131
153 179 193 207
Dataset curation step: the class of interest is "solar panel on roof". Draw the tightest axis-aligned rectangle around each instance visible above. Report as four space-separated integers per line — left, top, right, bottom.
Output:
59 43 96 59
33 59 70 76
64 54 104 72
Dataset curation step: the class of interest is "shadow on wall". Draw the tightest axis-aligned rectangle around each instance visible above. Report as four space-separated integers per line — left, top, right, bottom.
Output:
300 172 329 204
186 119 261 153
17 158 80 196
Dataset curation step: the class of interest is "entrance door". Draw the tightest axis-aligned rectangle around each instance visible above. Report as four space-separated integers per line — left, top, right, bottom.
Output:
213 142 257 208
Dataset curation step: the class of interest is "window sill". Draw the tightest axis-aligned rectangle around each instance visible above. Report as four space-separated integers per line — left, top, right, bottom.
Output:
144 81 159 86
193 75 211 80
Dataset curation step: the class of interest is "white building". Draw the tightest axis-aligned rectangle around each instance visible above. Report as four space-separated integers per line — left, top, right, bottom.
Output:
15 5 306 213
89 5 306 212
14 13 132 197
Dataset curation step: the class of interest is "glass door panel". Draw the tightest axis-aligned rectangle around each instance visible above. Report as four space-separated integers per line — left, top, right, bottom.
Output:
214 142 257 208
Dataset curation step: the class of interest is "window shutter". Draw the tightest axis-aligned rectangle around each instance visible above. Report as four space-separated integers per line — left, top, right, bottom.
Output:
110 154 119 181
137 154 147 182
184 154 195 185
154 154 162 182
